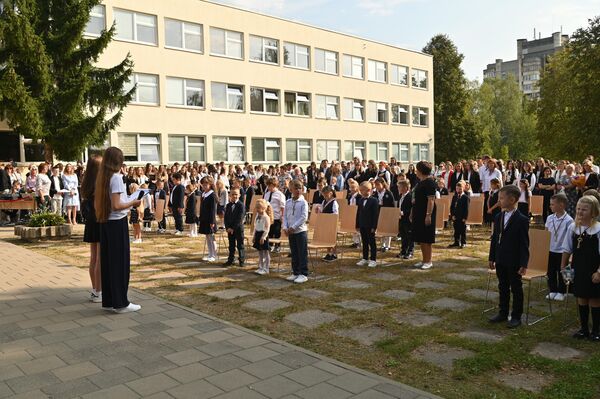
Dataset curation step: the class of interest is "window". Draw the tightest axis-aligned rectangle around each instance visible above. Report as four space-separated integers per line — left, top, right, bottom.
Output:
392 143 410 162
165 18 203 52
210 27 243 59
411 68 428 89
123 73 159 105
250 87 279 114
213 136 245 162
390 64 408 86
252 138 280 162
284 92 310 116
412 106 429 127
412 144 430 162
286 139 312 162
344 141 365 161
283 42 309 69
368 60 387 83
343 55 364 79
166 77 204 108
119 133 160 162
369 142 388 161
391 104 409 125
315 48 338 75
168 135 205 162
85 5 105 36
250 35 278 64
114 9 157 45
344 98 365 122
315 95 339 120
211 83 244 111
368 101 388 123
317 140 340 161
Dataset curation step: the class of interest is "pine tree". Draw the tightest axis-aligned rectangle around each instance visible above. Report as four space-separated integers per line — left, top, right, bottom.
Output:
0 0 134 161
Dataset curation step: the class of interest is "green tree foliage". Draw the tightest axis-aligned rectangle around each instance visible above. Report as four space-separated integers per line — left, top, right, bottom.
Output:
0 0 134 161
423 35 485 163
537 16 600 160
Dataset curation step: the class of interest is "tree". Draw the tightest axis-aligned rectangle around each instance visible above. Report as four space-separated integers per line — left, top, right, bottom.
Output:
423 34 485 162
537 16 600 160
0 0 134 161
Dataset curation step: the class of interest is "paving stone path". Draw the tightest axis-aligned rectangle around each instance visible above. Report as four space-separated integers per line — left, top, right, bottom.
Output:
0 240 441 398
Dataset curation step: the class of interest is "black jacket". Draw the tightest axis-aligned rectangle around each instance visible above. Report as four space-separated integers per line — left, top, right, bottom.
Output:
450 193 469 221
0 168 10 192
356 196 379 230
224 200 245 230
170 184 185 209
467 171 481 193
376 189 395 207
399 192 412 223
449 171 464 192
49 175 64 197
489 210 530 268
242 186 254 211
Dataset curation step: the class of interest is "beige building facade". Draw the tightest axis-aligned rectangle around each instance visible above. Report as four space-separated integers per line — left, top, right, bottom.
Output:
1 0 434 165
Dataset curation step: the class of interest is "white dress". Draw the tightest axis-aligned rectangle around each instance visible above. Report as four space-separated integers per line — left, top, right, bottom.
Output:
62 174 80 209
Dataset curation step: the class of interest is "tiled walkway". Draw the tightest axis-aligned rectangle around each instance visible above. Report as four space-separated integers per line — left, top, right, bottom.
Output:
0 239 441 399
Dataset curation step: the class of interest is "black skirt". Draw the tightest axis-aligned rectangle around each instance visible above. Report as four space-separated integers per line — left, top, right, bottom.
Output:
198 222 216 235
252 231 269 250
572 232 600 298
83 218 101 243
129 209 139 224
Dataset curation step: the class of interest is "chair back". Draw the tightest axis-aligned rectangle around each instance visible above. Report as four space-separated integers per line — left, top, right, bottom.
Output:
307 189 315 204
526 228 550 277
339 205 357 232
155 198 166 222
530 195 544 216
435 200 446 230
248 194 260 215
308 204 320 228
466 196 485 225
376 207 400 236
337 190 347 201
440 195 452 221
312 213 338 246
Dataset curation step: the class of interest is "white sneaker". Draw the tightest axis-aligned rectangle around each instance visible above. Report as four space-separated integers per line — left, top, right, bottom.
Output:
356 259 368 266
367 260 377 268
174 231 183 236
158 229 166 234
286 274 298 281
553 293 565 301
420 263 433 270
132 239 142 244
256 269 268 275
413 262 423 268
102 306 114 312
294 275 308 284
92 293 102 303
545 293 557 300
206 257 216 263
114 303 141 314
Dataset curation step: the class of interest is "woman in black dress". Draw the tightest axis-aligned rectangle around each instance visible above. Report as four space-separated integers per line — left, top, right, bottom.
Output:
410 161 437 270
562 196 600 341
81 155 102 303
406 164 418 188
536 166 556 222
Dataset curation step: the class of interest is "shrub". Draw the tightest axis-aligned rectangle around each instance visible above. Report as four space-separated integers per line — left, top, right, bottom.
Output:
28 212 65 227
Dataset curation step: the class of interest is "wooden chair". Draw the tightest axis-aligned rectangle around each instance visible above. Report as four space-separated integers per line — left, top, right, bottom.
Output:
484 229 552 326
530 195 544 217
337 189 347 201
435 200 446 231
308 204 320 229
307 213 339 273
245 195 260 224
307 189 315 204
466 196 485 226
440 195 452 222
268 228 289 273
336 205 357 252
375 207 400 250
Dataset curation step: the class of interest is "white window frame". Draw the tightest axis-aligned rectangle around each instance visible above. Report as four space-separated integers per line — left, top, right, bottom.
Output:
252 138 281 163
113 9 157 46
168 135 206 162
124 73 159 105
315 48 338 75
211 82 244 112
250 87 279 115
210 27 244 60
411 68 428 89
412 106 429 127
213 136 245 162
286 139 312 162
392 143 410 163
390 64 408 86
119 133 161 162
391 104 409 125
368 101 388 124
344 141 366 161
315 95 339 120
164 18 203 53
317 140 340 162
166 77 205 109
284 92 311 117
343 54 364 79
369 142 389 162
368 60 387 83
343 98 365 122
283 42 310 70
250 35 279 65
84 5 105 37
412 143 430 162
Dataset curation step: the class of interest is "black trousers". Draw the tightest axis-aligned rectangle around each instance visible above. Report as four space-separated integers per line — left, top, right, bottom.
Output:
289 231 308 276
157 216 166 230
483 191 491 223
495 263 523 319
227 226 245 262
547 251 566 294
172 209 183 232
268 219 282 248
360 227 376 261
100 217 131 309
400 221 414 255
453 220 467 245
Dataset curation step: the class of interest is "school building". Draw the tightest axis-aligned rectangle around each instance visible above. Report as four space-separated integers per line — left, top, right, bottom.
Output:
0 0 434 165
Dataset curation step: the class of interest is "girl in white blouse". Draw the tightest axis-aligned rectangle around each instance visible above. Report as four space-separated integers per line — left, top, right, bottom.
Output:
252 199 272 275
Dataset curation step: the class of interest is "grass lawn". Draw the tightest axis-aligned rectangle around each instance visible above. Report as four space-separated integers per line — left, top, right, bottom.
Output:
8 223 600 399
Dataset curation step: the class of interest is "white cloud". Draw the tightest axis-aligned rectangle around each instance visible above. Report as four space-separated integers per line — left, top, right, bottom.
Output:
356 0 418 16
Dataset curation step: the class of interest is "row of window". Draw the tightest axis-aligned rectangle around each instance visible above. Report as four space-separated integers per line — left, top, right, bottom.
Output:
86 6 429 89
124 73 429 126
118 134 431 164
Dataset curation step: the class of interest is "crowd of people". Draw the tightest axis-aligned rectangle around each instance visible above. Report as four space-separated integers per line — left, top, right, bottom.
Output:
1 152 600 337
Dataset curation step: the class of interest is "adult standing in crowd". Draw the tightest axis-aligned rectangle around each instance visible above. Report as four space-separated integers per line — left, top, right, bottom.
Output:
411 161 437 270
62 164 80 225
95 147 142 313
560 164 579 217
81 155 102 303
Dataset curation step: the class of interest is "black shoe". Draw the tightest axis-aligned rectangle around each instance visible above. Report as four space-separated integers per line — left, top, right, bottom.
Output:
573 329 590 339
489 314 508 323
381 247 390 253
222 261 234 267
590 333 600 342
238 261 245 267
331 254 338 260
508 318 522 329
350 243 359 249
322 254 332 262
396 253 404 258
448 243 460 248
460 243 467 248
403 254 413 260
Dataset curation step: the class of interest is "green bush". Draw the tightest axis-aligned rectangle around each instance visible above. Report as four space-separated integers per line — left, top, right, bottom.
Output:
28 212 65 227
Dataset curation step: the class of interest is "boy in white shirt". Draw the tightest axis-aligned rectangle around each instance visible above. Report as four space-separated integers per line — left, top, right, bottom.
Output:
545 193 574 301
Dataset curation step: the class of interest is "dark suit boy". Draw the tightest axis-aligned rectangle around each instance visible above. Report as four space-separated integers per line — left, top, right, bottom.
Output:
169 173 185 233
450 191 470 247
489 185 530 328
398 188 413 258
356 186 379 262
224 190 245 267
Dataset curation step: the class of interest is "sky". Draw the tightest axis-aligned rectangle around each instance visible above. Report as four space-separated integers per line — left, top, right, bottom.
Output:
212 0 600 81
